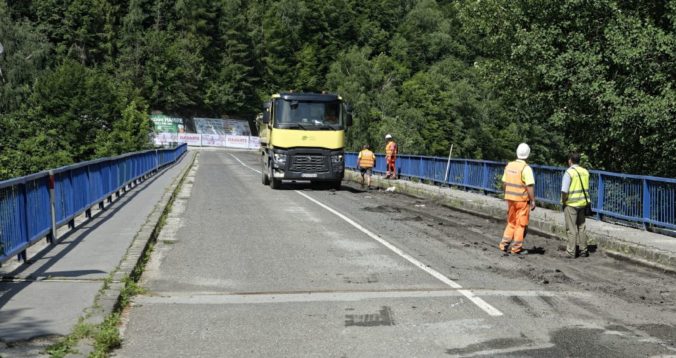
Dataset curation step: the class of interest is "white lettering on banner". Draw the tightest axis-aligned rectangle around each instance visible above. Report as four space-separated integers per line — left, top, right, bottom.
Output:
153 133 260 149
178 133 202 146
225 135 250 149
202 134 226 147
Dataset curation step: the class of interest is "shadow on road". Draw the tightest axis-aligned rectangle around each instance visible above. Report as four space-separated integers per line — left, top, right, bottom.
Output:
0 304 55 344
0 156 186 316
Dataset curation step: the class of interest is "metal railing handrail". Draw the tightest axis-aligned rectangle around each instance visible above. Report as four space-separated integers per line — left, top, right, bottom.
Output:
0 148 181 189
385 154 676 183
0 172 49 189
346 152 676 231
0 144 188 264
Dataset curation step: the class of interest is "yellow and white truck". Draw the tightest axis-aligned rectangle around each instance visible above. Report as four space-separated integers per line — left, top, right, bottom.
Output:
258 92 352 189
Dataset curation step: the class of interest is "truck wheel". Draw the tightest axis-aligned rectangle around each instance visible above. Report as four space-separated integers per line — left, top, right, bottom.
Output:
330 180 341 190
261 159 270 185
269 163 281 189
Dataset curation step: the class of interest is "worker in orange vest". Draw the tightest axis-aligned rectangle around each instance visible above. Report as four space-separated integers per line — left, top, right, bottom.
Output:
384 134 397 179
499 143 536 255
358 144 376 189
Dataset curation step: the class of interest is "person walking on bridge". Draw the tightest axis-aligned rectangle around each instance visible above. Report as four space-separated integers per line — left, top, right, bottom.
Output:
499 143 536 255
561 152 591 258
358 144 376 189
384 134 398 179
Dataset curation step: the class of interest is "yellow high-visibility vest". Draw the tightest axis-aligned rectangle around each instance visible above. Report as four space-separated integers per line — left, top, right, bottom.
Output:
358 149 375 168
503 161 529 202
565 166 590 207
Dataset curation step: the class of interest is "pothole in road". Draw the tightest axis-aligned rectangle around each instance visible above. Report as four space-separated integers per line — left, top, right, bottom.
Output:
344 306 395 327
363 205 401 214
393 215 424 222
343 273 379 284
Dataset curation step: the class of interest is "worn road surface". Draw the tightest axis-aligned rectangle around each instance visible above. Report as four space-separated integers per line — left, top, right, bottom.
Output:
114 150 676 357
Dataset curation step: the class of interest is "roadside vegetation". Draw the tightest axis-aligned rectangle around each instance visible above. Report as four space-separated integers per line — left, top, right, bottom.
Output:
0 0 673 178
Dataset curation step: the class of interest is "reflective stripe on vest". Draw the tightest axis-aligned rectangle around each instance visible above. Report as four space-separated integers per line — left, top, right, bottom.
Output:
386 141 397 158
504 161 529 202
358 150 375 168
565 166 590 207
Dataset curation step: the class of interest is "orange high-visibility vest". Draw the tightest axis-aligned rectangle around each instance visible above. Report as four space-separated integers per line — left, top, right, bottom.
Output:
386 141 397 159
503 161 529 202
358 149 375 168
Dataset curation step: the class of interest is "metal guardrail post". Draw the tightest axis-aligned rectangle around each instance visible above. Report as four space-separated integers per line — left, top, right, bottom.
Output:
19 182 29 261
596 173 605 220
67 170 75 230
48 170 57 244
482 163 489 192
463 160 469 188
642 178 651 229
115 158 121 198
85 165 92 219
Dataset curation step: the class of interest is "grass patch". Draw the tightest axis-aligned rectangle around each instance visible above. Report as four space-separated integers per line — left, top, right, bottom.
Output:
120 275 147 308
91 313 122 357
46 320 96 357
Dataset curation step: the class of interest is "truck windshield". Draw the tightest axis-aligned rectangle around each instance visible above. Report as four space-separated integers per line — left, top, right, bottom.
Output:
274 100 343 130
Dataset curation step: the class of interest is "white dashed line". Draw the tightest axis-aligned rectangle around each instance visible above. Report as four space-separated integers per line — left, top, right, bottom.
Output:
230 153 261 173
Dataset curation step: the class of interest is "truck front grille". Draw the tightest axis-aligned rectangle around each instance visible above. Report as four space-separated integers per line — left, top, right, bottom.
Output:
290 154 328 173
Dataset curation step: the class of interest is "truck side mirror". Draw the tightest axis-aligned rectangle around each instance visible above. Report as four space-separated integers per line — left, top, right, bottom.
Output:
346 113 353 127
262 111 270 124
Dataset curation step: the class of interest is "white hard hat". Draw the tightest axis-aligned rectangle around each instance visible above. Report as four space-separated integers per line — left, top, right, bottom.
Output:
385 134 392 139
516 143 530 159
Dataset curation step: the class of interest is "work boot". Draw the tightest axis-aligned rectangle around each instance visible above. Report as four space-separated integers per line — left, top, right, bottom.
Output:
560 252 575 259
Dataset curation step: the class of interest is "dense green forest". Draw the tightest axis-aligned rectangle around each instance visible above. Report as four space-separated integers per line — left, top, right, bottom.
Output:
0 0 674 179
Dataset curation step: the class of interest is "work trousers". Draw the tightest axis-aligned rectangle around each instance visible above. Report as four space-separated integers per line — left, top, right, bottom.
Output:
386 159 396 178
500 201 530 253
564 205 587 255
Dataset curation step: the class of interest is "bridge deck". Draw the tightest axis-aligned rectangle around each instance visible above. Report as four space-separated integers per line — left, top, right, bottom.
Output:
2 149 675 357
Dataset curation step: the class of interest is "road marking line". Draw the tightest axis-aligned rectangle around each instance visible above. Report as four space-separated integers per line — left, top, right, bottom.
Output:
228 153 502 316
296 190 503 317
136 289 587 305
230 153 261 174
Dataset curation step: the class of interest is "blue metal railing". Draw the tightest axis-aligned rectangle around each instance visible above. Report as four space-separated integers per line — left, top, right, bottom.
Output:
0 144 187 263
346 153 676 231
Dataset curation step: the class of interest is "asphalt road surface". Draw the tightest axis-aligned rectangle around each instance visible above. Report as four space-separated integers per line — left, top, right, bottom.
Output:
114 150 676 357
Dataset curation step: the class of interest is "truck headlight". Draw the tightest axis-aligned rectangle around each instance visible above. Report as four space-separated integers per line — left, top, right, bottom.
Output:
331 154 343 163
273 153 287 164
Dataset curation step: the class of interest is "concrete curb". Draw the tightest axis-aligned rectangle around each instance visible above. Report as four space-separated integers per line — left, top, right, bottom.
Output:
346 171 676 274
67 152 197 357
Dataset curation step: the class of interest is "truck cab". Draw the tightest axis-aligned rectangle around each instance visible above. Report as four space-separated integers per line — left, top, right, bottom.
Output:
259 92 352 189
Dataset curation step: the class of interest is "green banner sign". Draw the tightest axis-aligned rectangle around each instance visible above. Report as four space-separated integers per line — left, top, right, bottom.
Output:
150 114 183 133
